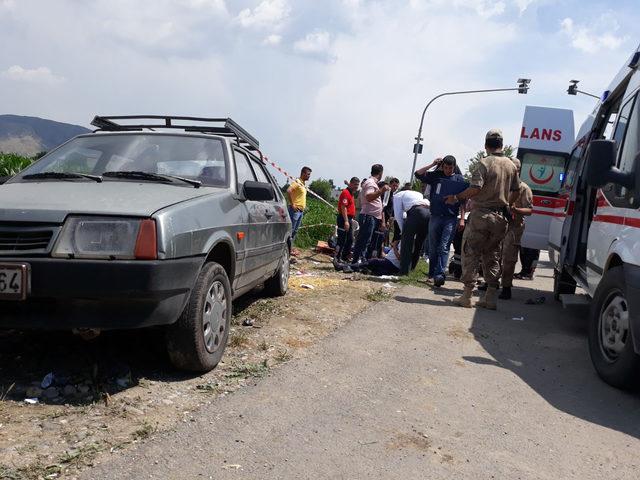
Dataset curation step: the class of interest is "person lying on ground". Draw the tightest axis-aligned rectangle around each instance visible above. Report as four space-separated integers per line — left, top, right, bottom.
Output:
334 241 401 276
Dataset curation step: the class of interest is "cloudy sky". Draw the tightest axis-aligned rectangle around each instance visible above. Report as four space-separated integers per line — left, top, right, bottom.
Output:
0 0 637 184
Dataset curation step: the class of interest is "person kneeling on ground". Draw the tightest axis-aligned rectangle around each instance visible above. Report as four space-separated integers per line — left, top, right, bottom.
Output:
335 240 401 276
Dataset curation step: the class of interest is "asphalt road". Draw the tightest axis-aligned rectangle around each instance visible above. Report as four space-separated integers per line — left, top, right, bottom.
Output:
82 257 640 479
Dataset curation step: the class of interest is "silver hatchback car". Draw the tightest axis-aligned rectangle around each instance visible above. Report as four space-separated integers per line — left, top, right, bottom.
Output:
0 116 292 372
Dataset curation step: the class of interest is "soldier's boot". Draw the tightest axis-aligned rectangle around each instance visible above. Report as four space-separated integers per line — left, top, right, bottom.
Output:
498 287 512 300
476 287 498 310
452 286 474 308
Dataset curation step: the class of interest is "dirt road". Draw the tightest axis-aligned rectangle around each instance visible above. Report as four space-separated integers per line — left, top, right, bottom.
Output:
80 258 640 479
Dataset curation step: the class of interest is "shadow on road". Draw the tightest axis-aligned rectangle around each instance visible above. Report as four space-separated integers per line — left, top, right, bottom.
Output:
0 286 271 406
465 284 640 440
395 274 640 439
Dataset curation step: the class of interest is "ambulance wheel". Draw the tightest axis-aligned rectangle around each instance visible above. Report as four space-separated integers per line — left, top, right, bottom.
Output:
588 266 640 391
553 268 576 301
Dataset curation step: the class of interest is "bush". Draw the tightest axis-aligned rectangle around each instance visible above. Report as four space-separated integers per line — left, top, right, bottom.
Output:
293 197 337 249
308 178 334 202
0 153 34 177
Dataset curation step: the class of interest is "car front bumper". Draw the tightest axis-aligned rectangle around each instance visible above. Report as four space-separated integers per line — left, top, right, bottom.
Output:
0 257 202 330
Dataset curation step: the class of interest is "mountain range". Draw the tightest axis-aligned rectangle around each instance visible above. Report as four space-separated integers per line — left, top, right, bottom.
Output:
0 114 90 156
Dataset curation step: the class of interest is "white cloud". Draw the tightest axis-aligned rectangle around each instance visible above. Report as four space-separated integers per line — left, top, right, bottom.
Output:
412 0 506 18
237 0 290 29
293 30 332 54
460 0 506 19
561 13 627 54
1 65 64 84
186 0 226 11
263 34 282 45
513 0 535 14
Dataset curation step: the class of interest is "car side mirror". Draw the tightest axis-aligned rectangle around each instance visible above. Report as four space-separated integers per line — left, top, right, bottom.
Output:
585 139 635 189
243 180 275 201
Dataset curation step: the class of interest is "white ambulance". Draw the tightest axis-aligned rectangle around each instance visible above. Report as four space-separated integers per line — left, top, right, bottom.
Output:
517 106 575 250
546 44 640 390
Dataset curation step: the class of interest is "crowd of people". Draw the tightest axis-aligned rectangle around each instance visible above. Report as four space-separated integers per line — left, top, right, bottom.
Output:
286 128 538 311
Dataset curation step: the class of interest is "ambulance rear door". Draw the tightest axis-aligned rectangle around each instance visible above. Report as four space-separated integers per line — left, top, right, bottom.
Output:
517 106 575 250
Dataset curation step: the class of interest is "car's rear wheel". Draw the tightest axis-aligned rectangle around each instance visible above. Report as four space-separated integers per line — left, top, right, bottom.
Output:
588 266 640 390
166 262 231 372
264 247 289 297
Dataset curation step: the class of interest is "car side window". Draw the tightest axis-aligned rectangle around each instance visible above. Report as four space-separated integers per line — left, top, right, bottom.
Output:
234 150 256 193
251 159 283 202
251 159 270 184
616 93 640 206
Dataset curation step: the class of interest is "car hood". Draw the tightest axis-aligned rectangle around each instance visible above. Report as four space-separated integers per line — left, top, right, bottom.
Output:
0 181 220 223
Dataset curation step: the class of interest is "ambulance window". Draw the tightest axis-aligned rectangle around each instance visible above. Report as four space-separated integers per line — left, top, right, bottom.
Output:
520 153 565 194
601 97 622 141
616 94 639 204
562 145 583 192
612 96 635 159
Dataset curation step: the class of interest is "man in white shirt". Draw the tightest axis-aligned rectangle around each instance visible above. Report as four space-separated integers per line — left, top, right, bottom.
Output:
392 188 430 275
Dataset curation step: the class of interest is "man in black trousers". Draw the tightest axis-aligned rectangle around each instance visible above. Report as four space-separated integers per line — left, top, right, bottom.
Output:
393 186 430 275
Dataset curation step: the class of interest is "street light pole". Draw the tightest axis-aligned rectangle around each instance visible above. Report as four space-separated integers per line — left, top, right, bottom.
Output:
410 79 530 183
567 80 599 99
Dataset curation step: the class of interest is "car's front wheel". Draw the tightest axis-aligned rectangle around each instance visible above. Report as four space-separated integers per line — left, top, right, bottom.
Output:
588 266 640 390
166 262 231 372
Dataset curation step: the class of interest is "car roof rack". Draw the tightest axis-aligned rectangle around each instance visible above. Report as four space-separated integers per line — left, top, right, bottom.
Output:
90 115 260 150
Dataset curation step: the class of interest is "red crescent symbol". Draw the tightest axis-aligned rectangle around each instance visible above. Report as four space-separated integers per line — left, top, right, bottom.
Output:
529 166 555 185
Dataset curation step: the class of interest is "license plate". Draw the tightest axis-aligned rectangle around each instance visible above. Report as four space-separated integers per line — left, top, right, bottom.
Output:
0 263 29 301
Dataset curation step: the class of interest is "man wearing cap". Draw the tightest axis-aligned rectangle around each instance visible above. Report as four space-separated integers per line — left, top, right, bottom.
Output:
444 129 520 310
499 158 533 299
415 155 467 286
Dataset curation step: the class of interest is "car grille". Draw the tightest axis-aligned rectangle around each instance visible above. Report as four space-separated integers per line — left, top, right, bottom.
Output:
0 225 56 254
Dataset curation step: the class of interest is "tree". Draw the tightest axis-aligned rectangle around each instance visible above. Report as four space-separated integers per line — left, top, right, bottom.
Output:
464 144 516 182
309 178 334 202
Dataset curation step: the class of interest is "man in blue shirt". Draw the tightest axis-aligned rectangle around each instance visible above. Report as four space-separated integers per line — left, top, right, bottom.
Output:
415 155 467 286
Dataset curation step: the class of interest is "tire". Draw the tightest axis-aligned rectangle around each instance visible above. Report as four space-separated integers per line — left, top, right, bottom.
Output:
588 266 640 390
264 247 290 297
553 268 576 301
166 262 231 372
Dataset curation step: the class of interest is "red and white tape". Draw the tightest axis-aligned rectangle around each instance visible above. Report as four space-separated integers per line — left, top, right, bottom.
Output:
262 155 337 212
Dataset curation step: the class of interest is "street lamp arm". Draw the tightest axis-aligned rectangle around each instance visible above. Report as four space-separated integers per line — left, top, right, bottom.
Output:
410 86 525 181
577 89 600 99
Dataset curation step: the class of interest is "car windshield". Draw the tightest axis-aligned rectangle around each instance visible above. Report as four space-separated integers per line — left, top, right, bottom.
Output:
14 133 228 187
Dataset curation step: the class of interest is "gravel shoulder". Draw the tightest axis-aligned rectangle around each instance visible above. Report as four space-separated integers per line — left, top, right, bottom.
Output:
0 251 394 479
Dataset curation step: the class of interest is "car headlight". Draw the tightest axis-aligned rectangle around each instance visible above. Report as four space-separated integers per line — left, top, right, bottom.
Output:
52 216 157 260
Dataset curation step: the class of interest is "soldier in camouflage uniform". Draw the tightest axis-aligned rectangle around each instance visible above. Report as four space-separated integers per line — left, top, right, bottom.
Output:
499 159 533 300
444 129 520 310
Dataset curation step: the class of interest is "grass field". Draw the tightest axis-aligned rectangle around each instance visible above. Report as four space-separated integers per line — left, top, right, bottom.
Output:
294 197 338 249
